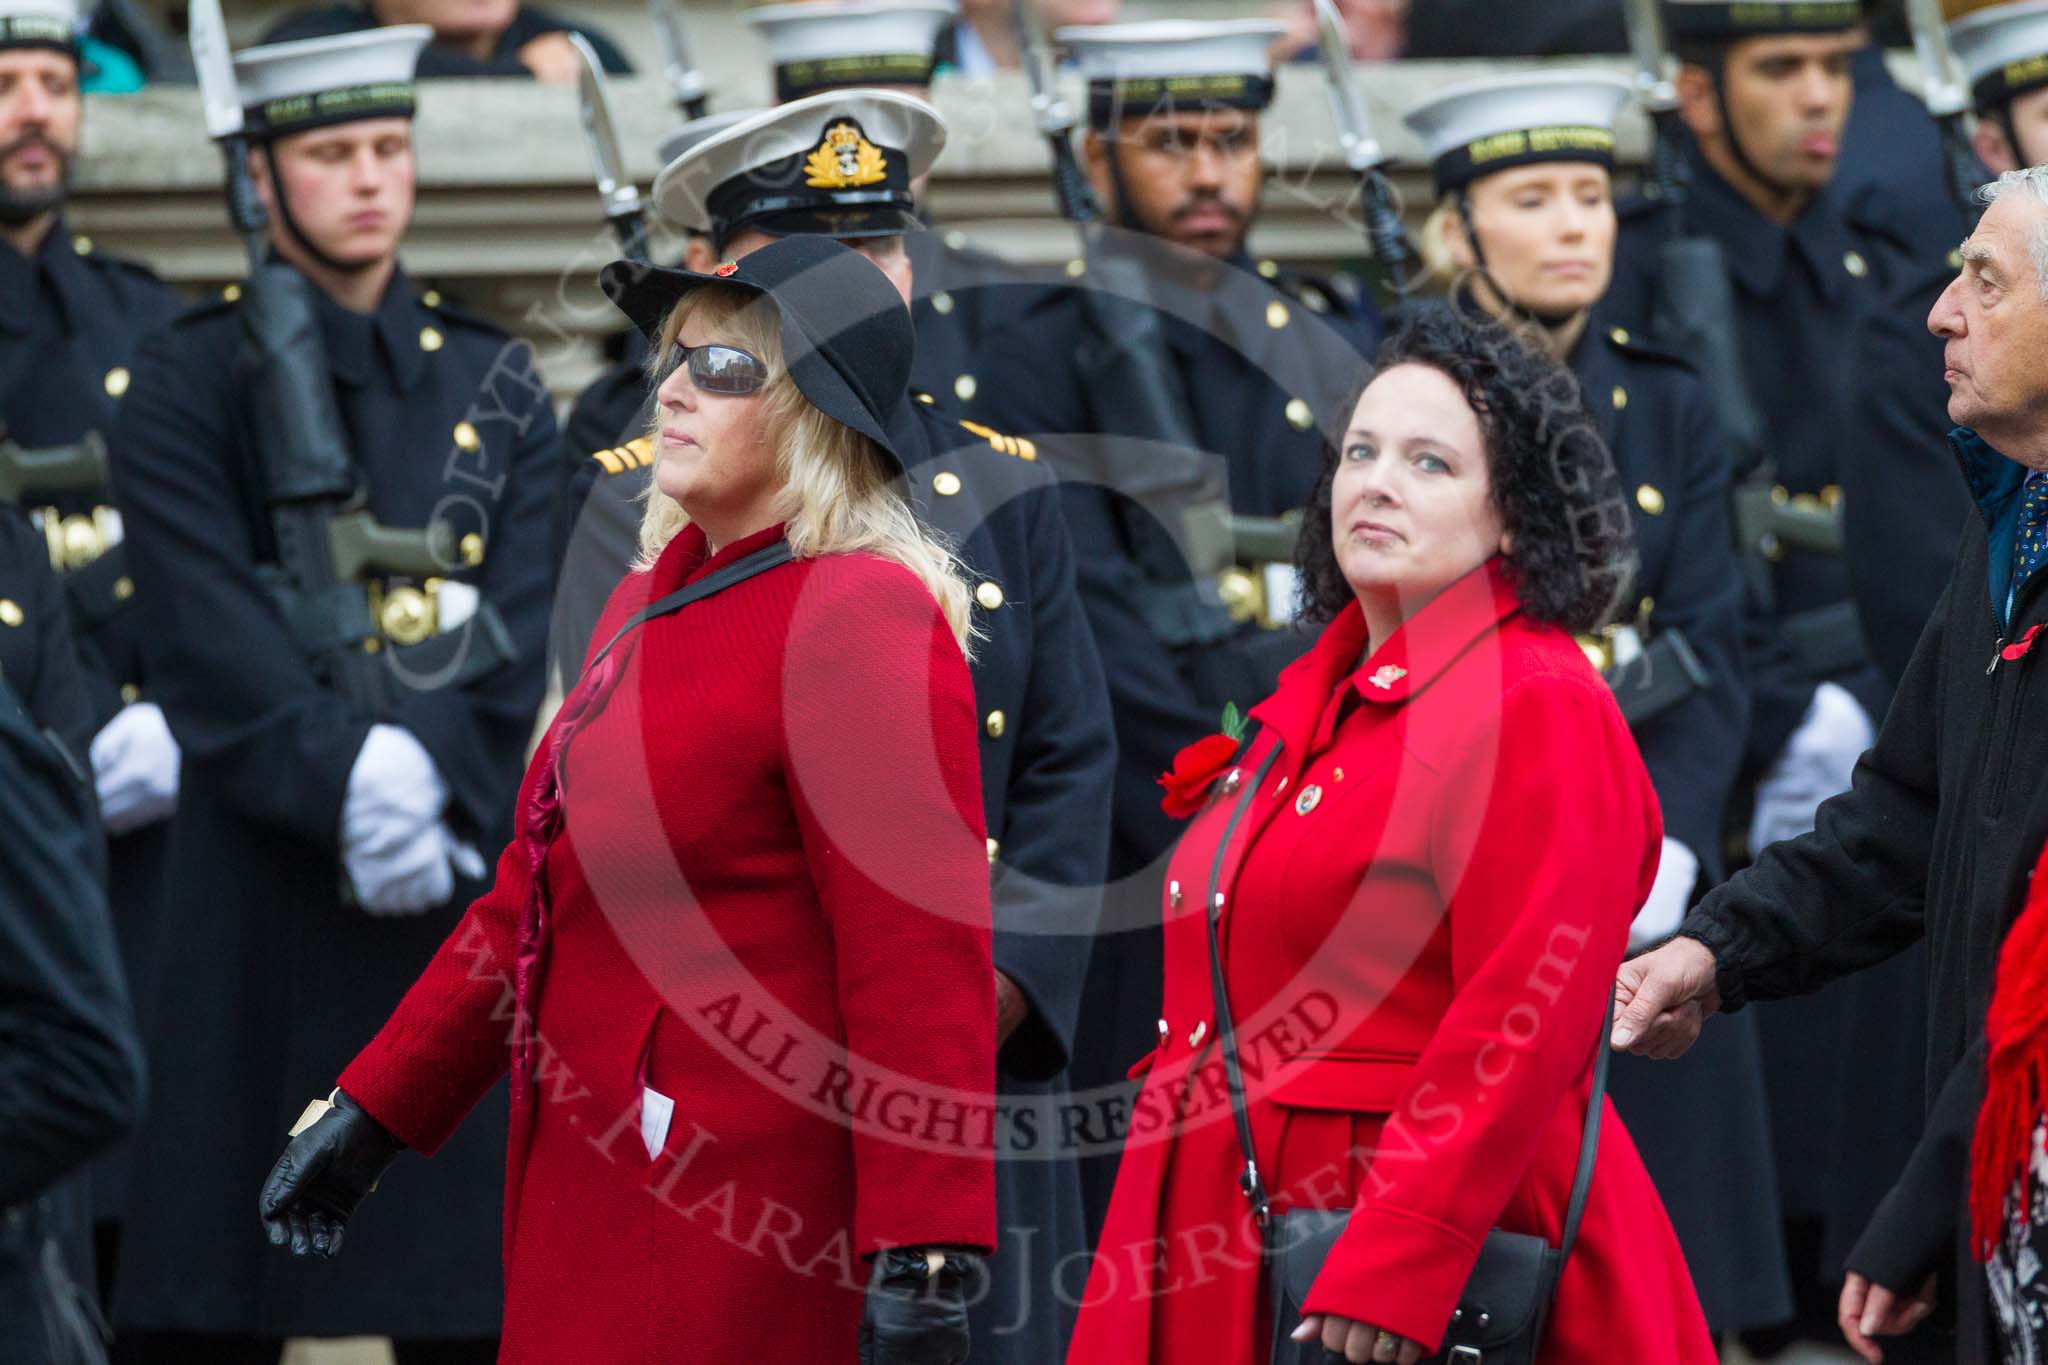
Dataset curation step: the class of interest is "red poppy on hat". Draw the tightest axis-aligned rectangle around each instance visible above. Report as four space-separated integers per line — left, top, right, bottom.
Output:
715 261 739 277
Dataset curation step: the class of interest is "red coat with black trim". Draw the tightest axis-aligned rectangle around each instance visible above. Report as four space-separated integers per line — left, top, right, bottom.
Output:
1064 559 1715 1364
335 525 998 1362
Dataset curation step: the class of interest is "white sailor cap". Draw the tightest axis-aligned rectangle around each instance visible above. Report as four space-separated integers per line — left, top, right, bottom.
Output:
233 26 431 141
1403 70 1634 194
1059 20 1285 129
0 0 76 53
743 0 958 103
1664 0 1863 41
1952 1 2048 111
651 89 946 250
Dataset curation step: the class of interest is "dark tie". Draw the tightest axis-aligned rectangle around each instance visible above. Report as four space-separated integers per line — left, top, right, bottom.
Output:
2016 475 2048 602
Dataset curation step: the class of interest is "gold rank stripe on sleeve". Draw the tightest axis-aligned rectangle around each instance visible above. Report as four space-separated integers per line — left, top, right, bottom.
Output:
957 420 1036 462
590 437 656 475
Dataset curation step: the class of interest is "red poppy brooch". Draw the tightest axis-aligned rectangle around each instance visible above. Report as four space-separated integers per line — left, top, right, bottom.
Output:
1157 703 1246 818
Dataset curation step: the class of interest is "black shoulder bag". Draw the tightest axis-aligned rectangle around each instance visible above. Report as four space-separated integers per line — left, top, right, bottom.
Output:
1203 740 1613 1365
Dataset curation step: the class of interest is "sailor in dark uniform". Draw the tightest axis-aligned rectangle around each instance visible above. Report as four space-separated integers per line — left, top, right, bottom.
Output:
1403 69 1792 1339
107 27 555 1362
0 0 185 1280
1599 0 1902 1345
966 19 1378 1234
564 91 1115 1365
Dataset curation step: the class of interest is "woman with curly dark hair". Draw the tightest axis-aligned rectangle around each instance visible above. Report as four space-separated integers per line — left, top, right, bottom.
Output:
1063 304 1713 1365
1400 71 1795 1344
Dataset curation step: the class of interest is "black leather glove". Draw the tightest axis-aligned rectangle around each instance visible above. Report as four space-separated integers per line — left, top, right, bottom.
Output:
257 1087 404 1259
858 1246 982 1365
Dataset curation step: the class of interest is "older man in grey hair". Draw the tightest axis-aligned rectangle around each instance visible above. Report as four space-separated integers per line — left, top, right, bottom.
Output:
1610 164 2048 1365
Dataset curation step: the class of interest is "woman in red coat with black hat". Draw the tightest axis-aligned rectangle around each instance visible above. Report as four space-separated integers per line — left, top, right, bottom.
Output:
1065 308 1714 1364
255 238 999 1364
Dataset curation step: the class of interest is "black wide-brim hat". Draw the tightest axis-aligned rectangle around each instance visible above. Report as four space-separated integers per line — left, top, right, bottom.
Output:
599 236 913 470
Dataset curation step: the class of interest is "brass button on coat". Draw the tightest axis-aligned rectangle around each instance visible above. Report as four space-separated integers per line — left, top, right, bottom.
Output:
1609 326 1629 345
1636 484 1665 516
460 532 485 566
976 581 1004 611
0 599 21 627
930 291 955 314
1285 398 1314 430
1265 301 1290 330
953 374 978 402
932 470 961 496
985 709 1006 739
420 326 445 352
1611 385 1627 411
104 367 130 398
453 421 481 451
1844 250 1868 278
114 576 135 601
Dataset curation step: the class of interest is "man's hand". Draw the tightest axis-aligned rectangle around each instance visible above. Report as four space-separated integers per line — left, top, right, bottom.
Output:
517 31 584 84
1610 935 1722 1058
1839 1270 1937 1363
994 971 1028 1047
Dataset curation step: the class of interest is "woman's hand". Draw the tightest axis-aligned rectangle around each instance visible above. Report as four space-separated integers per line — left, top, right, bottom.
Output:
258 1088 404 1258
859 1247 982 1364
1292 1312 1424 1363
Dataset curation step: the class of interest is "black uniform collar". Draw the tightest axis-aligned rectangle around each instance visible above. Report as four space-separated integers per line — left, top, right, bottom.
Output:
311 262 430 392
0 217 91 338
1682 139 1855 305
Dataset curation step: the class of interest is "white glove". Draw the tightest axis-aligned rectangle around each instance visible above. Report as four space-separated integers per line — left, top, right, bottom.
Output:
1748 681 1875 858
343 725 452 915
90 702 180 834
1629 837 1698 954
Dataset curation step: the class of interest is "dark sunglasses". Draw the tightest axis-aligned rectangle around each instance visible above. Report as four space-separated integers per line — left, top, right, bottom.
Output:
656 341 770 396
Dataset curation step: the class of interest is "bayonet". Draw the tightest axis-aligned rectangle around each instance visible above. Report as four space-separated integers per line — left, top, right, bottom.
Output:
1016 0 1100 223
1309 0 1420 293
648 0 709 120
568 33 651 262
1905 0 1986 217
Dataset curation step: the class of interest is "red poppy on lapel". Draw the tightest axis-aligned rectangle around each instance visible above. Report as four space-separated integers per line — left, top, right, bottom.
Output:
1158 733 1241 819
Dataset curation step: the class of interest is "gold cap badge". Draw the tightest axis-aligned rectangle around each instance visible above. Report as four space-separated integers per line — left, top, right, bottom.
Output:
805 122 888 190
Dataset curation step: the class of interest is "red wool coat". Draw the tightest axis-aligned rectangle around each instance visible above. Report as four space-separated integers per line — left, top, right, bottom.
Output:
1066 560 1715 1364
336 525 997 1362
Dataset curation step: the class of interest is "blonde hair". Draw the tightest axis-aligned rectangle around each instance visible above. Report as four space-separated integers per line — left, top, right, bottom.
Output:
1417 198 1465 287
635 284 979 655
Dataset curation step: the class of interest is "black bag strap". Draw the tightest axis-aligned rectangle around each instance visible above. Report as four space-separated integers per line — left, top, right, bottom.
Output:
1203 727 1611 1263
583 539 796 678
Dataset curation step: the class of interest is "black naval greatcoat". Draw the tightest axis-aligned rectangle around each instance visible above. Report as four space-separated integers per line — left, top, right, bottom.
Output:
0 676 142 1365
1567 322 1794 1332
0 218 183 1224
1605 145 1887 763
1687 429 2048 1364
554 386 1117 1364
107 268 558 1337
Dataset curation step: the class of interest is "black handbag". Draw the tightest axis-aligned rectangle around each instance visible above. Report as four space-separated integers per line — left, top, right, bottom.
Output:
1199 740 1613 1365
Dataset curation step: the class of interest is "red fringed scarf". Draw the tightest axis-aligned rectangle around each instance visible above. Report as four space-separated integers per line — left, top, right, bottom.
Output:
1971 837 2048 1260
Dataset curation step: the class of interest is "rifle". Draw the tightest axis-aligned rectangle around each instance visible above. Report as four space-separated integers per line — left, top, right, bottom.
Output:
648 0 710 120
1904 0 1986 222
189 0 485 710
1308 0 1423 295
1015 1 1237 649
0 426 109 506
568 33 651 264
